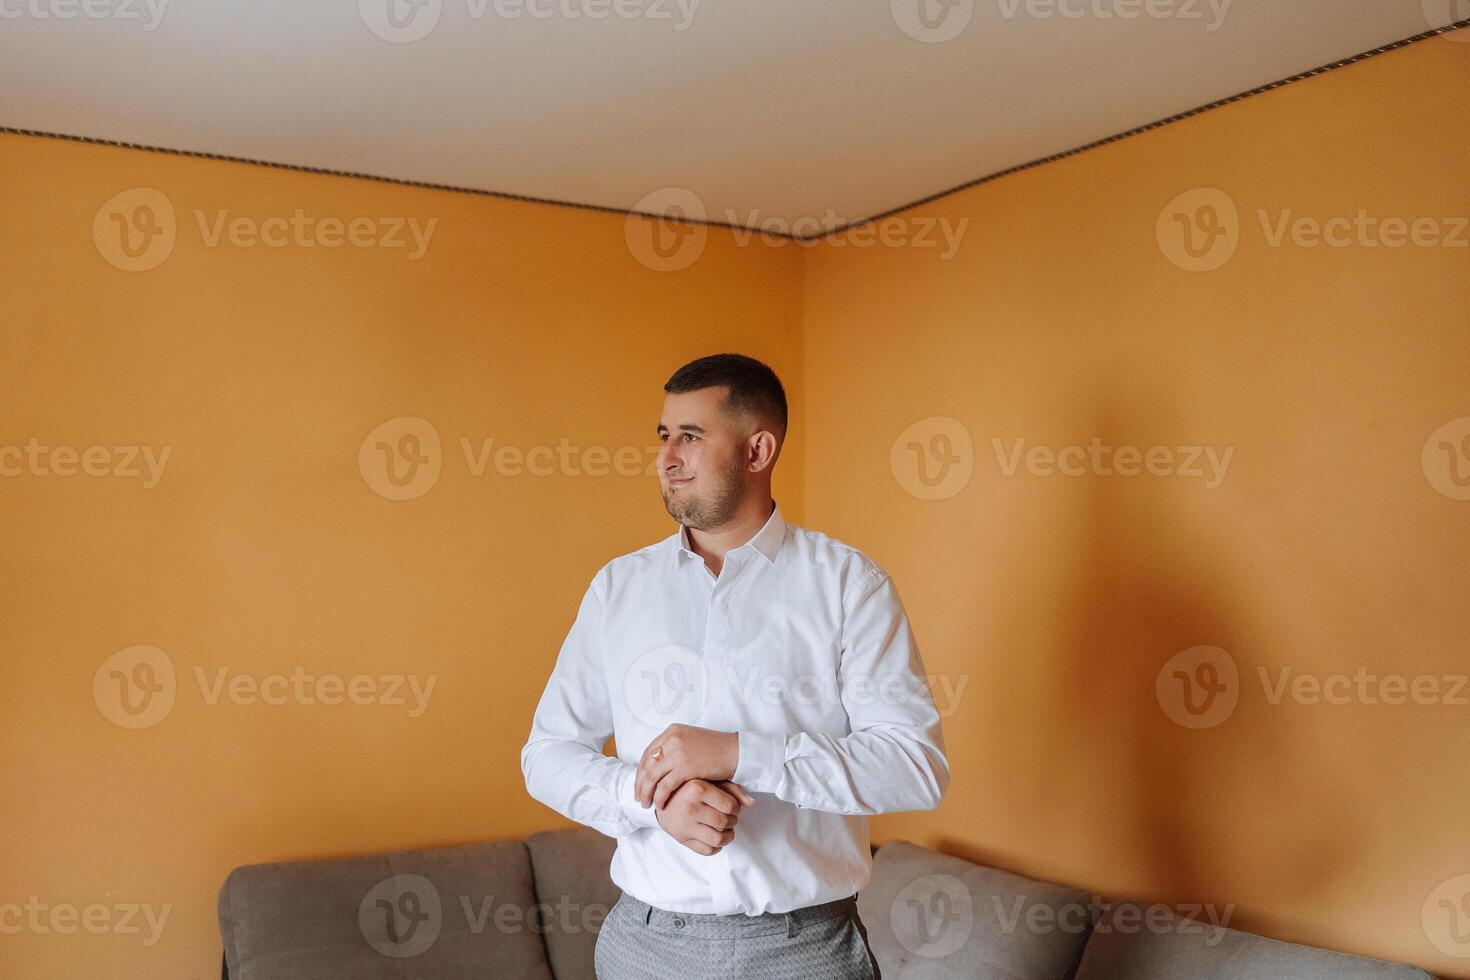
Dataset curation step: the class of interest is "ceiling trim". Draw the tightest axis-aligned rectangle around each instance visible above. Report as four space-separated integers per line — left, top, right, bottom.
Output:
3 17 1463 245
0 123 779 237
813 15 1469 242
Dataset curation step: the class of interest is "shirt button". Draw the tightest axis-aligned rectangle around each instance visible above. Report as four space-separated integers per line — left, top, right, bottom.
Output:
674 918 685 928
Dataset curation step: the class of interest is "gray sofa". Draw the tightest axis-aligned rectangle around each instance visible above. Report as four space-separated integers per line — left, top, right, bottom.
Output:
217 828 1432 978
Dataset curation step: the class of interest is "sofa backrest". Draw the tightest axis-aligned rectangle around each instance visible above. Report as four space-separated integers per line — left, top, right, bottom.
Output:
216 832 1436 980
217 839 553 979
858 839 1095 979
525 827 620 980
1071 901 1434 980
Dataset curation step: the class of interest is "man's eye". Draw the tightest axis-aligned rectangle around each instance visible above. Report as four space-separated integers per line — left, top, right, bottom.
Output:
684 434 698 442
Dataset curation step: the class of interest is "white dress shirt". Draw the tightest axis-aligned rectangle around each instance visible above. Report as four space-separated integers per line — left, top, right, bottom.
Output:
520 500 949 915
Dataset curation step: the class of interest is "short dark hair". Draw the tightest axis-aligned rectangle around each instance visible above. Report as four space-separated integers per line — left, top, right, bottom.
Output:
664 353 788 440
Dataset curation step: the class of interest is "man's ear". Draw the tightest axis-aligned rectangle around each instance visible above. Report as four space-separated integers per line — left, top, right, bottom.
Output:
747 430 778 473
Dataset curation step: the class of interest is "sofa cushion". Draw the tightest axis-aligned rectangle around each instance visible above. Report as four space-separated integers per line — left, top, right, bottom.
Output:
525 827 621 980
1071 901 1432 979
858 840 1094 979
218 839 553 979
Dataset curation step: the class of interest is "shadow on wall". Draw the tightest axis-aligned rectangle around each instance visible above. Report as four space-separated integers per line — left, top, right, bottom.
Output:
930 385 1370 944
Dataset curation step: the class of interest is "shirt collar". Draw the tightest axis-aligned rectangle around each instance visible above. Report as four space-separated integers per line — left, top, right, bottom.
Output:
674 499 787 567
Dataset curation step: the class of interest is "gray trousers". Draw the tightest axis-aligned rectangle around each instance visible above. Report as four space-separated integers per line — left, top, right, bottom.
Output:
595 890 881 980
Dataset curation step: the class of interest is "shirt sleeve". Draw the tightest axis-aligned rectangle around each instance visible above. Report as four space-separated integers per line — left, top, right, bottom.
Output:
731 567 950 815
521 574 662 838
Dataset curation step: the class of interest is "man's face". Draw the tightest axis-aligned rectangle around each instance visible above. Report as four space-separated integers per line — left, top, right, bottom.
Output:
657 387 750 530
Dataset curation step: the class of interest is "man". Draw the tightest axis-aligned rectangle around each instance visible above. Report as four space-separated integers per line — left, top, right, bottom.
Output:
520 353 949 979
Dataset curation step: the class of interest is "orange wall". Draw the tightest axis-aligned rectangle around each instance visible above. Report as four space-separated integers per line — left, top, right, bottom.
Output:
0 136 802 978
3 31 1466 980
811 36 1469 978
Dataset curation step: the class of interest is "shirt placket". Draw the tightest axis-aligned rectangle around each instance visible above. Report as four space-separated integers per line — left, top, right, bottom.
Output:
700 551 740 913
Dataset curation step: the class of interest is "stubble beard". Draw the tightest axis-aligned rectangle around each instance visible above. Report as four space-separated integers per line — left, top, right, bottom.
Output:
662 452 747 532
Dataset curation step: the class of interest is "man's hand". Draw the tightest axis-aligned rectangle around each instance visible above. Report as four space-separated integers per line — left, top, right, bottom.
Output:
654 779 748 856
635 724 748 809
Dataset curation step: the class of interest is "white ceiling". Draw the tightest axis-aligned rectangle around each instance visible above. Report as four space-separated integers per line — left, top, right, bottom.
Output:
0 1 1446 231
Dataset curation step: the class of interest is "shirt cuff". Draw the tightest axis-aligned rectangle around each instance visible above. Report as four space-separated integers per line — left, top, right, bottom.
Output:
732 731 786 794
618 765 662 830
